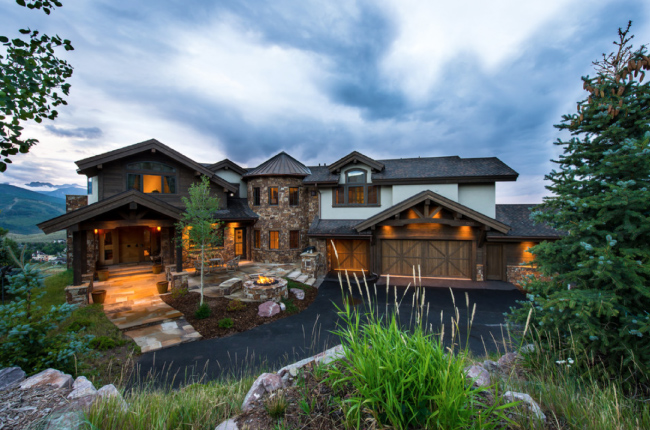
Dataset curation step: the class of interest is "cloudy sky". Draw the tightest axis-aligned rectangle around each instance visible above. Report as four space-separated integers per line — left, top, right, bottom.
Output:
1 0 648 202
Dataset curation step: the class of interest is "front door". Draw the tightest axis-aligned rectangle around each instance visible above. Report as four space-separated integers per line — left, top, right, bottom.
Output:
234 228 245 257
486 244 504 280
119 227 145 263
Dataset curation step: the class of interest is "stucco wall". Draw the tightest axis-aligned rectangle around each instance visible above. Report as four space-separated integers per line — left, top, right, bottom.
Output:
214 169 247 198
457 184 495 218
392 184 458 204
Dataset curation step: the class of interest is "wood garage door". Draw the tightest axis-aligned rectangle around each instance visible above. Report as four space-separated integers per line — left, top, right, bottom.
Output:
381 240 471 279
328 239 370 272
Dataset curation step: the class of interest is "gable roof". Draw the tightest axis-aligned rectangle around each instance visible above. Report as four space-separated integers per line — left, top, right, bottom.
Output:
327 151 385 173
354 190 511 234
206 159 248 176
303 156 518 185
38 190 183 234
75 139 238 193
487 204 563 240
215 198 259 221
307 217 372 237
243 151 311 178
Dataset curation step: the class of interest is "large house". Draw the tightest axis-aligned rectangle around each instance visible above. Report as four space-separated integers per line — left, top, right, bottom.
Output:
38 139 559 286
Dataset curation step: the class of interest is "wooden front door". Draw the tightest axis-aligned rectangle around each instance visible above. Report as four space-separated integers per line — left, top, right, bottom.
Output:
485 244 504 280
328 239 369 272
234 228 245 257
119 227 145 263
381 240 472 279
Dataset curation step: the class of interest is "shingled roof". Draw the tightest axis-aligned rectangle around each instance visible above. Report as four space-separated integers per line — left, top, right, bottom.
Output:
215 198 259 221
488 204 562 239
303 156 518 185
244 152 311 178
307 217 372 237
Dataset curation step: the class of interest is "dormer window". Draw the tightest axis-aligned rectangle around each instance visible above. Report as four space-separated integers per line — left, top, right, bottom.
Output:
126 162 177 194
333 169 380 206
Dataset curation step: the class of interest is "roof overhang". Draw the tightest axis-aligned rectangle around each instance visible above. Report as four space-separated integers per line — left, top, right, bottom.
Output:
38 190 183 234
75 139 238 193
207 159 248 176
354 190 511 234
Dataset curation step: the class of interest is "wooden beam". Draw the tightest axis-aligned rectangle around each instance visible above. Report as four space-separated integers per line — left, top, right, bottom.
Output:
129 202 137 210
80 219 175 230
378 218 481 227
478 226 487 248
411 207 425 219
135 210 149 220
424 201 430 218
429 206 442 218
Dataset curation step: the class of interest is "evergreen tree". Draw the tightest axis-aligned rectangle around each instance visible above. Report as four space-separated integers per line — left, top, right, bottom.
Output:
509 23 650 385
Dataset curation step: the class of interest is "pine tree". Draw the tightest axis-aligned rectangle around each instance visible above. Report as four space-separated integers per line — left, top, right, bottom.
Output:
509 22 650 385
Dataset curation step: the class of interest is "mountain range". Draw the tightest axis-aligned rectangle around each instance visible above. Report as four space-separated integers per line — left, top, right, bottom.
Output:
0 183 86 235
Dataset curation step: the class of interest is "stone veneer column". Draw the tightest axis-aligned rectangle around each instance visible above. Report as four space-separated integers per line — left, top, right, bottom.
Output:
65 195 88 270
248 177 319 264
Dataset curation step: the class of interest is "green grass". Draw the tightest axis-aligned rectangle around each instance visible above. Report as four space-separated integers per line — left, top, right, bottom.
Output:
498 331 650 430
7 230 66 243
83 375 256 430
285 279 312 292
37 269 140 386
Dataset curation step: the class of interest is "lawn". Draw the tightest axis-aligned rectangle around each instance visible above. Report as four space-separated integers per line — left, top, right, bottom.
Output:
40 270 140 387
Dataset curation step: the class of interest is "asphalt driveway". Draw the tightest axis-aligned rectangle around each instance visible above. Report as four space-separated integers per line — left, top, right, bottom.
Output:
135 278 524 386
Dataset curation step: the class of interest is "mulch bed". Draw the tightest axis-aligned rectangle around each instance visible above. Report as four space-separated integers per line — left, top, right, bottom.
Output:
161 283 319 339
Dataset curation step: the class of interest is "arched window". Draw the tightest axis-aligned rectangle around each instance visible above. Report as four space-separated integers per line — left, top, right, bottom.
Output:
126 162 177 194
333 169 380 206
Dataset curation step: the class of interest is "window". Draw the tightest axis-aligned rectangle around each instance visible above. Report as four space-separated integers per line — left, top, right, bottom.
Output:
253 187 261 206
333 169 380 206
289 187 299 206
269 187 279 205
269 231 279 249
87 177 93 195
290 230 300 249
254 230 261 248
126 161 177 194
214 226 225 247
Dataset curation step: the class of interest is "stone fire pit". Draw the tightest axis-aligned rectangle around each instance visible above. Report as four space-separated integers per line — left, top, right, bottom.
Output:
243 275 288 302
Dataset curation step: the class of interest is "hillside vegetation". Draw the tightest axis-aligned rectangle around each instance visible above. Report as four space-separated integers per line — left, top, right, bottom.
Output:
0 184 65 234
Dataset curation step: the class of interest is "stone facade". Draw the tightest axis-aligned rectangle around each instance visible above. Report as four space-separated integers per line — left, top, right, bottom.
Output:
248 177 319 264
506 265 546 287
475 264 484 282
65 195 88 270
170 271 189 292
65 284 90 306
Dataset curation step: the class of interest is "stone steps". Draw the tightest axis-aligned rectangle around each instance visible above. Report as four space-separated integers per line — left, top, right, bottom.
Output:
124 317 202 353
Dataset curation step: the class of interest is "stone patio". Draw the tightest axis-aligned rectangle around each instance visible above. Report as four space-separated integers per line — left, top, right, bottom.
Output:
96 261 305 353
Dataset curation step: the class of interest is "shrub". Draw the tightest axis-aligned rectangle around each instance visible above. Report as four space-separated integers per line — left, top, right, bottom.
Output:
226 299 246 312
171 287 188 299
280 298 298 314
0 251 91 375
195 302 211 319
89 336 118 351
218 318 233 329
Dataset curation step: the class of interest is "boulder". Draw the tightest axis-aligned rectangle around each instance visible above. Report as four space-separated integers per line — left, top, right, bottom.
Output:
68 376 97 400
464 365 491 387
215 419 239 430
482 360 499 372
20 369 73 390
43 411 83 430
241 373 283 411
279 302 286 311
97 384 128 411
0 367 26 391
520 344 535 354
290 288 305 300
258 301 280 317
504 391 546 421
497 352 520 367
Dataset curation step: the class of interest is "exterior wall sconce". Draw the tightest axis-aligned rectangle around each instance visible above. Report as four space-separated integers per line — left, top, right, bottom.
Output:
94 229 98 235
157 226 161 232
